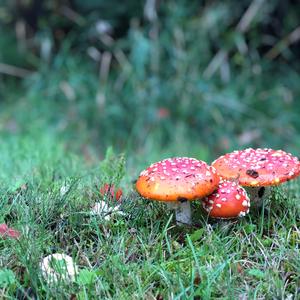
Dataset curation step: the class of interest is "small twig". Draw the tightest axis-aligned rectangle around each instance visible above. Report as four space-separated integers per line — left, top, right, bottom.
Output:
203 50 227 79
265 26 300 60
60 5 85 26
99 34 114 47
0 63 33 78
96 51 112 109
99 51 112 83
113 50 131 91
144 0 158 22
237 0 265 33
15 20 26 50
73 239 93 268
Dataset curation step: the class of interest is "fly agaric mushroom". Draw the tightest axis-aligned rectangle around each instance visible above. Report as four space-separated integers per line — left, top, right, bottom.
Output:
100 183 123 202
202 180 250 218
212 148 300 206
136 157 220 225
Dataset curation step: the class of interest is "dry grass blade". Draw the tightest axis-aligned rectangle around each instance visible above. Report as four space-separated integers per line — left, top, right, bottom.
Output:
265 26 300 60
237 0 265 33
0 63 33 78
204 0 266 79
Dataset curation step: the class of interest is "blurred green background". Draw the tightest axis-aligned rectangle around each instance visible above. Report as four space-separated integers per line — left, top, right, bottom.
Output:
0 0 300 168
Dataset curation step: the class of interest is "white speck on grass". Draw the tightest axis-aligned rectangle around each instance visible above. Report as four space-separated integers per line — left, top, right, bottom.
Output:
91 201 125 220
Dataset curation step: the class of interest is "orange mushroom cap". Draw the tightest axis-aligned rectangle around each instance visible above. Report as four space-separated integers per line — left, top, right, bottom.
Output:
212 148 300 187
136 157 220 202
202 180 250 218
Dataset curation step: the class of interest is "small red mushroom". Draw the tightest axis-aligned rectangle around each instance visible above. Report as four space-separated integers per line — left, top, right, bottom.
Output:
202 180 250 219
100 183 123 202
0 223 21 239
136 157 220 225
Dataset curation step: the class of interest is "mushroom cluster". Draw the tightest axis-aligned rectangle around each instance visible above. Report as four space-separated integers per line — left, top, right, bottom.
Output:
212 148 300 207
135 149 300 224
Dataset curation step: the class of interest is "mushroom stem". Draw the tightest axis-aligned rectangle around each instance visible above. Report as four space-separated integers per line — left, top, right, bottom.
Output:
244 186 271 208
167 201 192 225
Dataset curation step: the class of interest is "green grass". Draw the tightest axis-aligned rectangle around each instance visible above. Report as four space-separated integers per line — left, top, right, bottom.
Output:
0 102 299 299
0 1 300 296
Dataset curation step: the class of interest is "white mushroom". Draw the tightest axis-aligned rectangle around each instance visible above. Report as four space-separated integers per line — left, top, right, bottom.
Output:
40 253 78 284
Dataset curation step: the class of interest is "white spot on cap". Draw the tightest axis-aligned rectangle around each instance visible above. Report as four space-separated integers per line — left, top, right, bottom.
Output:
216 204 222 208
242 200 248 207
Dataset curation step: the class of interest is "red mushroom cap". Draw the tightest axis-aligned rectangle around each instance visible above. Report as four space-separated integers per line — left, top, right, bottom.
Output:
202 180 250 218
100 183 123 201
212 148 300 187
136 157 220 202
